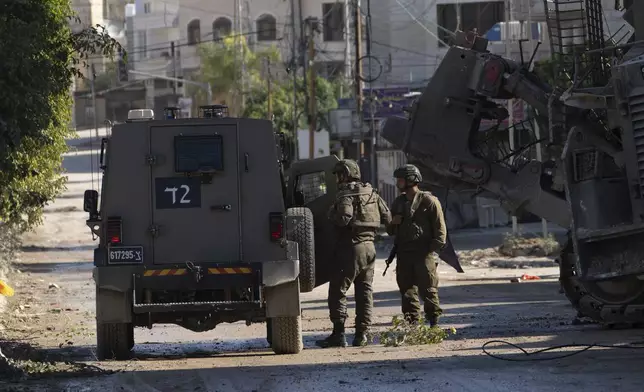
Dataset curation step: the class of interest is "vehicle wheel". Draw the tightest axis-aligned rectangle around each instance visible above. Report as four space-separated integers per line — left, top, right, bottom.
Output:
266 318 273 345
270 316 303 354
285 207 315 293
96 322 133 360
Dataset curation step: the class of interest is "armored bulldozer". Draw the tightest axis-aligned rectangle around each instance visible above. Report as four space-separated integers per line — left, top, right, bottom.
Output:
82 105 343 359
382 1 644 325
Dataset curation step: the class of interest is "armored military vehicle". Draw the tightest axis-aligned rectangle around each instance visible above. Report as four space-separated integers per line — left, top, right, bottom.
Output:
382 1 644 325
83 105 341 359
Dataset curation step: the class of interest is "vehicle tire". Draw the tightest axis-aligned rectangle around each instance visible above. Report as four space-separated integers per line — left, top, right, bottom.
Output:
266 318 273 345
96 322 133 360
285 207 315 293
270 316 303 355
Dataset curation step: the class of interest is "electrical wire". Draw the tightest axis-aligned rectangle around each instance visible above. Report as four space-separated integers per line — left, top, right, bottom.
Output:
482 339 644 362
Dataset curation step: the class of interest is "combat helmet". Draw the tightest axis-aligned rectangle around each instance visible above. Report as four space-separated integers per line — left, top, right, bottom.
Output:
394 164 422 184
333 159 361 181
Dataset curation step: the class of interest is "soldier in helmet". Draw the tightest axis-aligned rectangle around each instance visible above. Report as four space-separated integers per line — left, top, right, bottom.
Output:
387 164 447 327
317 159 391 347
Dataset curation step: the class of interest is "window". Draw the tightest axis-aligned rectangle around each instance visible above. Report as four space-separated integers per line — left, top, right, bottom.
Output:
436 4 457 47
144 2 151 14
322 3 344 42
295 172 327 205
213 17 232 40
436 2 505 47
138 31 148 58
461 2 505 38
319 61 344 79
256 14 277 41
187 19 201 45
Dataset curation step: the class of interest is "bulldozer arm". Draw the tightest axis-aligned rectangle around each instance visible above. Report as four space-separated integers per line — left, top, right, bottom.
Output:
382 45 571 228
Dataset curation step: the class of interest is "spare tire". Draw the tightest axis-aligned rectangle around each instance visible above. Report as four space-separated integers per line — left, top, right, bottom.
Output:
285 207 315 293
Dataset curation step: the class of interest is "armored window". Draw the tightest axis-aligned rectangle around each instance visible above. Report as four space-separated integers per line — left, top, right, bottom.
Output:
213 17 232 40
187 19 201 45
256 14 277 41
295 172 327 205
174 135 224 173
322 3 344 42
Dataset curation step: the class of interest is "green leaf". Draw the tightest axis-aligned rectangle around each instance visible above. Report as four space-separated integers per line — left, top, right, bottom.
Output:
0 0 121 231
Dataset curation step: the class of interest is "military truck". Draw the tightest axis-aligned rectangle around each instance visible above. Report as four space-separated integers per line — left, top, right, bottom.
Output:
82 105 341 359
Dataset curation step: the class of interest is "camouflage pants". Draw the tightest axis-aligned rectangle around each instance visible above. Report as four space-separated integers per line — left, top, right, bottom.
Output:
328 241 377 332
396 251 442 322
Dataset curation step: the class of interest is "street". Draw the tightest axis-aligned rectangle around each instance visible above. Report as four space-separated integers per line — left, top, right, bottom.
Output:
3 132 644 391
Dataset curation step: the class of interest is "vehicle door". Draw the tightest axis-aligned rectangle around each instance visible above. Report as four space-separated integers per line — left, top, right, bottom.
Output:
286 155 339 287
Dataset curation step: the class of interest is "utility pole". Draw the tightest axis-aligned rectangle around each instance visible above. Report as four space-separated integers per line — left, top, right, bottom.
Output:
307 18 318 160
344 0 352 80
239 0 246 112
266 57 273 121
171 42 177 97
354 0 364 160
290 0 299 160
90 63 99 141
366 0 376 184
505 0 518 234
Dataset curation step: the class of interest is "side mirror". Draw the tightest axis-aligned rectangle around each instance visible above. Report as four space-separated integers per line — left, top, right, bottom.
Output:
83 190 99 217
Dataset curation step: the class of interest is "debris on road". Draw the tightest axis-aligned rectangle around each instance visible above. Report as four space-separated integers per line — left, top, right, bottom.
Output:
510 274 542 283
0 280 14 297
375 315 457 347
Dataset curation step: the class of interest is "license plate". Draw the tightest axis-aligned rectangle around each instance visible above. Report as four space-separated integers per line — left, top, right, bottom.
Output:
108 246 144 264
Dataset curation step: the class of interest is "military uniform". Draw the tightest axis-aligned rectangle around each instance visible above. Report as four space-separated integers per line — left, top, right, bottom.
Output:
387 165 447 326
317 159 391 348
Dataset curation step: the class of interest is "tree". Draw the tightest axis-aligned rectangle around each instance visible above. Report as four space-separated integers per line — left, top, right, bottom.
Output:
192 36 281 116
93 61 118 91
0 0 121 231
193 36 341 130
242 73 338 136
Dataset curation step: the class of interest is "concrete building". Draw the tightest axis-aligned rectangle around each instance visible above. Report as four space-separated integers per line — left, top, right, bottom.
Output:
176 0 350 77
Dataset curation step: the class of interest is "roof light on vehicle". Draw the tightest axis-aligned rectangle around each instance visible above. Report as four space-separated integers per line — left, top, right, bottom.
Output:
127 109 155 121
163 107 180 119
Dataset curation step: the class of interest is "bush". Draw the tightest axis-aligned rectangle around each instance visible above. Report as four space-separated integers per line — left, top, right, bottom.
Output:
0 0 121 233
498 232 560 257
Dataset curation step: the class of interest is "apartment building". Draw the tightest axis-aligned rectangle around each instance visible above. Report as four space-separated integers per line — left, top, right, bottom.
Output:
176 0 350 78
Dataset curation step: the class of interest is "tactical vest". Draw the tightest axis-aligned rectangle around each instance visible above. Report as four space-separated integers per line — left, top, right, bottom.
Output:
336 183 381 229
396 191 431 243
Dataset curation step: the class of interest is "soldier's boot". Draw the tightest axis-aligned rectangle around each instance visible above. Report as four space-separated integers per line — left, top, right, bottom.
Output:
315 321 347 348
404 313 420 326
426 315 439 328
352 329 369 347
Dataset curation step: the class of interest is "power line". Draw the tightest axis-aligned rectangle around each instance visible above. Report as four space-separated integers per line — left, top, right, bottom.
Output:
124 29 284 57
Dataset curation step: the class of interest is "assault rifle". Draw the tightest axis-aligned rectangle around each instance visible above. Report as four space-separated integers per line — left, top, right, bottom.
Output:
383 243 397 276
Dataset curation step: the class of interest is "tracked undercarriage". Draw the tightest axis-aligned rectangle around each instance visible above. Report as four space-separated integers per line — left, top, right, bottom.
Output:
382 1 644 325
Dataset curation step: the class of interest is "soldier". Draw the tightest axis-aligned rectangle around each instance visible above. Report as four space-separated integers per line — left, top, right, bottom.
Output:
387 164 447 327
317 159 391 348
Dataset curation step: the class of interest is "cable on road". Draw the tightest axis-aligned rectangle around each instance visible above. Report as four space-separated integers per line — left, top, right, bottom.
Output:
482 339 644 361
